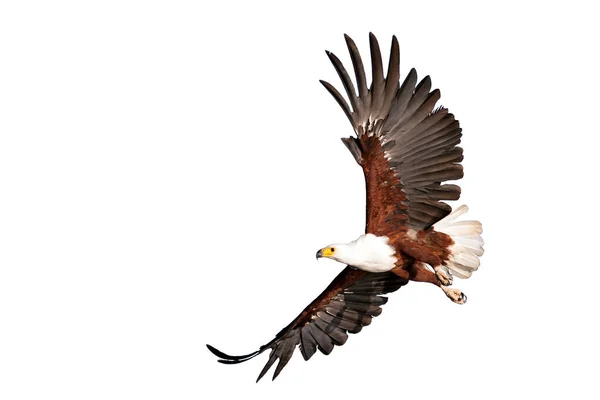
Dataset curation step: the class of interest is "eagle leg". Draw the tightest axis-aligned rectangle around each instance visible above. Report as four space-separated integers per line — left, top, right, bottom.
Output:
392 262 439 285
393 263 466 304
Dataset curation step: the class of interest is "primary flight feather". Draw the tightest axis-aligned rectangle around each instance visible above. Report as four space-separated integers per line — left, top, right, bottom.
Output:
207 33 484 382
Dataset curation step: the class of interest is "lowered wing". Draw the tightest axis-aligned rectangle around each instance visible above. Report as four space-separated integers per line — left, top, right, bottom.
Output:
207 267 408 381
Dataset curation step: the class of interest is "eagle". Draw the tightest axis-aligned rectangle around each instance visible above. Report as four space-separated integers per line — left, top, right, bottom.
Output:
207 33 484 382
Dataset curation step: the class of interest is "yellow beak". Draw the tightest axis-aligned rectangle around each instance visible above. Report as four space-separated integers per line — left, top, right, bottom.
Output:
316 247 335 259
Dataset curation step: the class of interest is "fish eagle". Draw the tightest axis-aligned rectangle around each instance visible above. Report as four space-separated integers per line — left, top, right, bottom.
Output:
207 33 484 382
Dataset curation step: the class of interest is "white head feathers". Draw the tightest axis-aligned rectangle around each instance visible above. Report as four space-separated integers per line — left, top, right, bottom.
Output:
319 234 398 273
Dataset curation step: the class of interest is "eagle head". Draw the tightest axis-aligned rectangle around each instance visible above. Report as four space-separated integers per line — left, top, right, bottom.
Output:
316 234 398 273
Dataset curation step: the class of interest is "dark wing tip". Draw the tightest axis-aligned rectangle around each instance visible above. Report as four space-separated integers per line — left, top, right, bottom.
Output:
369 32 381 48
319 79 335 91
343 34 356 51
325 50 340 63
343 33 355 45
391 35 399 53
206 344 260 364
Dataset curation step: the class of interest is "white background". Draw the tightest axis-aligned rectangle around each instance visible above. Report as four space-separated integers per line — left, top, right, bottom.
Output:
1 1 599 399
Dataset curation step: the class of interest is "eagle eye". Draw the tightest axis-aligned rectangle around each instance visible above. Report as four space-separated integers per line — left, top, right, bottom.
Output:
330 247 335 252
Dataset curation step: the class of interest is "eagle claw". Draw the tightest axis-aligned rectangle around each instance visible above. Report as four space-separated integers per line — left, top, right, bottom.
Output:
442 287 467 304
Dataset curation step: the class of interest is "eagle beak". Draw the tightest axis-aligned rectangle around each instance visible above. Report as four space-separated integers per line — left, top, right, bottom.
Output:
316 249 323 260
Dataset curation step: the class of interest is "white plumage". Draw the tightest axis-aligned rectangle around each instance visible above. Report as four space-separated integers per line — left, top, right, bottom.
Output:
434 205 485 279
325 234 398 273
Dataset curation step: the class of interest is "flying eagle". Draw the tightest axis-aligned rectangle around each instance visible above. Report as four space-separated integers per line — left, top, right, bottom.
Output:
207 33 484 382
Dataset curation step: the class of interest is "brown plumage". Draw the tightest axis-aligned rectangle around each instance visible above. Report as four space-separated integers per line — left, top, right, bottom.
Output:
207 33 483 382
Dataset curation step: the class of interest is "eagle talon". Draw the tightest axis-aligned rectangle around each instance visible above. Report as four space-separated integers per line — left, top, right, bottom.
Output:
441 287 467 304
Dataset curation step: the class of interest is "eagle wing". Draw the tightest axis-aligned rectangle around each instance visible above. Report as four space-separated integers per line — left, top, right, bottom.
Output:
207 267 408 381
321 33 463 234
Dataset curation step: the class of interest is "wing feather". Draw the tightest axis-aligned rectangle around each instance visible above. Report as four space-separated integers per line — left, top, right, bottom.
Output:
299 325 318 360
319 80 353 126
344 34 369 100
369 33 386 117
326 51 360 115
207 267 408 381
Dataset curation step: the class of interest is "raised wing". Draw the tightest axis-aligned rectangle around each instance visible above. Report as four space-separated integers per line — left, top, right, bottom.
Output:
321 33 463 233
207 268 408 382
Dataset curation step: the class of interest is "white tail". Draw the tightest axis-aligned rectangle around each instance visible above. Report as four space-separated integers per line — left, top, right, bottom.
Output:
434 205 484 279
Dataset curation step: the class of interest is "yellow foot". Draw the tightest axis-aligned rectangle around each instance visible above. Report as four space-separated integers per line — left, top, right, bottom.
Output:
441 286 467 304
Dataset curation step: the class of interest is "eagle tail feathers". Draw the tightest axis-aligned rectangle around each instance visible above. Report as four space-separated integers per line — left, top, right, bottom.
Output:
434 205 484 279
